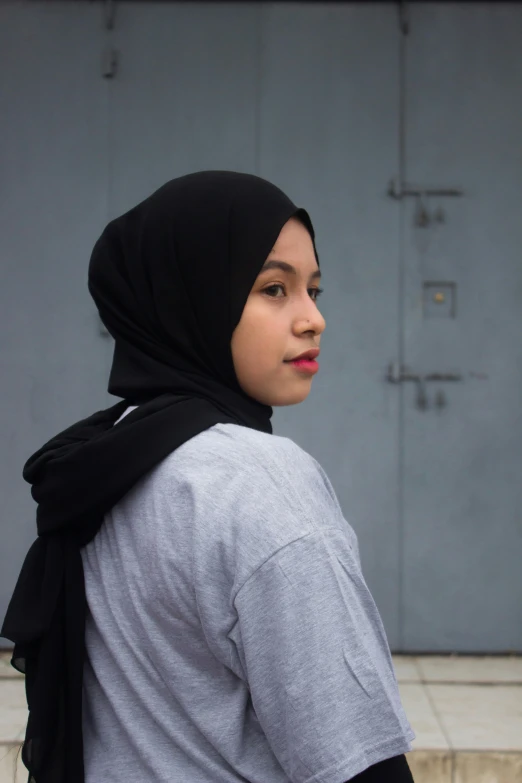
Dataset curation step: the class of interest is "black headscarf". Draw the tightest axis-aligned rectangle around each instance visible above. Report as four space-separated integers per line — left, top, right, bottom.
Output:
1 171 317 783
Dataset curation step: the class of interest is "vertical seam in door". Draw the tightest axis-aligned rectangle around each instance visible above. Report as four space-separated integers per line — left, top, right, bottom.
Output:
397 25 407 652
104 12 114 224
104 26 115 381
107 79 114 223
254 4 263 175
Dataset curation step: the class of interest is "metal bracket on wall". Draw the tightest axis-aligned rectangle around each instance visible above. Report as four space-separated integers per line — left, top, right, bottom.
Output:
101 48 118 79
398 0 410 35
101 1 118 79
103 0 117 31
387 178 464 227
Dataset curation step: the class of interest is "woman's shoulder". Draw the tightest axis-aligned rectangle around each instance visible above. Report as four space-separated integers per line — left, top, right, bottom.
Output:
154 421 320 493
169 422 342 515
155 423 354 568
191 421 317 475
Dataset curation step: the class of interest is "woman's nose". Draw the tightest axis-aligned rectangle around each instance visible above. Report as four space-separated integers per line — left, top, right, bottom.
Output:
299 304 326 335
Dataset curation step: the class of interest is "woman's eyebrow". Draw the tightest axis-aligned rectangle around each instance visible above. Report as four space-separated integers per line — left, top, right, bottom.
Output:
260 260 321 281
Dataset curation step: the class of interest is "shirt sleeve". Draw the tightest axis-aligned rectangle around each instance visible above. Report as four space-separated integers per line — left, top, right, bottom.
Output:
231 524 415 783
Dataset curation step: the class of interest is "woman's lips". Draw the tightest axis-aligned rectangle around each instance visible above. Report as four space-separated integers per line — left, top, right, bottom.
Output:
285 358 319 374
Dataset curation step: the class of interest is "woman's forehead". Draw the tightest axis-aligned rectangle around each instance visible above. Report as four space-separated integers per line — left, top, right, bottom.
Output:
268 220 316 264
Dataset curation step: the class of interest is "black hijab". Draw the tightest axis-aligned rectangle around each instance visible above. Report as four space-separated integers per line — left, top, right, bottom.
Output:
1 171 317 783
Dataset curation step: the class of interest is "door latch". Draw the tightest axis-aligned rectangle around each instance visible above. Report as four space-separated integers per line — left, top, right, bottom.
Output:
387 178 464 227
386 363 462 410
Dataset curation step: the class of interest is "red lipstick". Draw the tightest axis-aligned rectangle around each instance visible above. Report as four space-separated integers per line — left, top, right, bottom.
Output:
284 347 320 375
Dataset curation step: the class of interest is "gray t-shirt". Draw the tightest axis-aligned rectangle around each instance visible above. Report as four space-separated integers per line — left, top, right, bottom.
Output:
81 410 414 783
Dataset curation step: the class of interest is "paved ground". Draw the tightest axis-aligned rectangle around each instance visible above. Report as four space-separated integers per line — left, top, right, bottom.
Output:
394 655 522 782
1 652 521 782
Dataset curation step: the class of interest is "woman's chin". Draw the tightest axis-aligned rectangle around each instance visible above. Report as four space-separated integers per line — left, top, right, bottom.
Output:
267 382 314 407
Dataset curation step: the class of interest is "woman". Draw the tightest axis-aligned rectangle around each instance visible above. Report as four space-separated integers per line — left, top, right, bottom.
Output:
2 171 415 782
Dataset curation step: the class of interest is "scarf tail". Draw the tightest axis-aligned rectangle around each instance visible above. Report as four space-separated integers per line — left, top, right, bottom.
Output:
2 537 86 783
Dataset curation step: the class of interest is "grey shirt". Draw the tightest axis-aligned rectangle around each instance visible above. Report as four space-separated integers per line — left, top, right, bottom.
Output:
81 411 414 783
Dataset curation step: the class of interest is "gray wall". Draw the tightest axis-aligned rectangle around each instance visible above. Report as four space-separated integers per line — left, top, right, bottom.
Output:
1 1 521 652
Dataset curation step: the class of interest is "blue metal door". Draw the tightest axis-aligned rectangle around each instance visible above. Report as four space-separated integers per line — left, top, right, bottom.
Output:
400 4 522 651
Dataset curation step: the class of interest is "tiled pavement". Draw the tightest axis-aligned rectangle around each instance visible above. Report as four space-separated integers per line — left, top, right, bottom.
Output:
1 652 521 782
395 655 522 782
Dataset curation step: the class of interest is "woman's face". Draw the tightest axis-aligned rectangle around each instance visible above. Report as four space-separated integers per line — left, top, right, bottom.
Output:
231 217 326 406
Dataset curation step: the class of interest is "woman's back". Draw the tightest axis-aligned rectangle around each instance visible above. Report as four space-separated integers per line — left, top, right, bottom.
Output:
81 418 413 783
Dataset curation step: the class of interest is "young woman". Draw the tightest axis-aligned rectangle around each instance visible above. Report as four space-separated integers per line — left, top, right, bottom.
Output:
2 171 415 782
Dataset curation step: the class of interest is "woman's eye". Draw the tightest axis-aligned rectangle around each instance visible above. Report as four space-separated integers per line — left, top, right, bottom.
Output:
263 284 285 298
263 285 324 301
